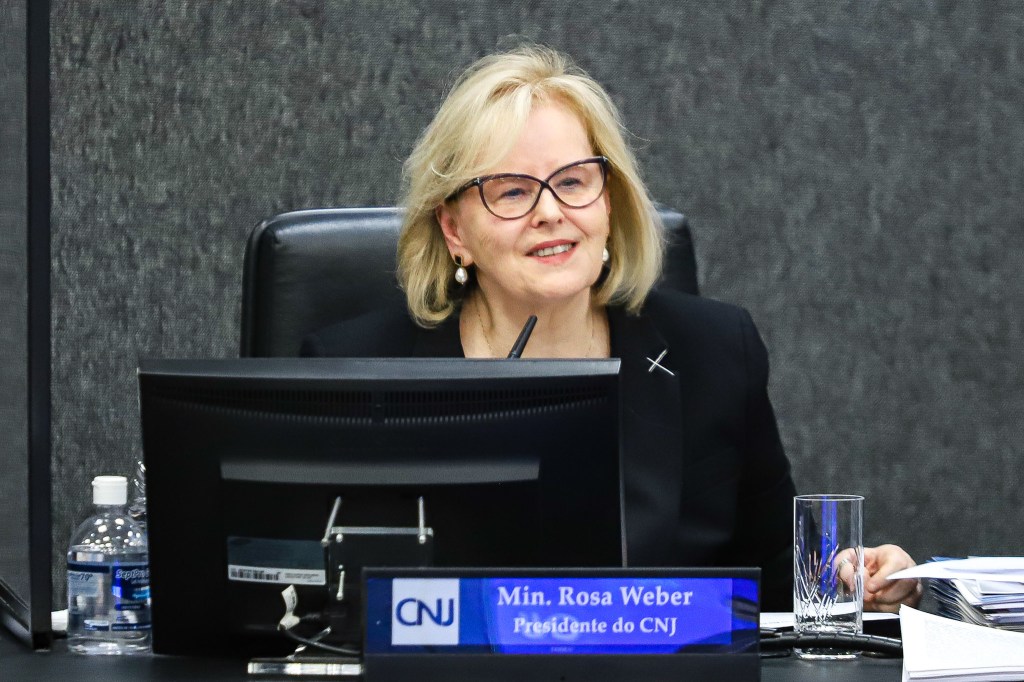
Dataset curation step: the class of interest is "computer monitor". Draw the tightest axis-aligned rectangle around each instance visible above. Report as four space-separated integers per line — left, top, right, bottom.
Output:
138 358 623 657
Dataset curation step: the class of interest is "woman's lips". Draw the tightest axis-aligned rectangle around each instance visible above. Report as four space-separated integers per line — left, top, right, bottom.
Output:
527 241 578 260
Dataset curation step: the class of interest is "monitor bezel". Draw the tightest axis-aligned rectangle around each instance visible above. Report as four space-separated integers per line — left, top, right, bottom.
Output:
139 357 624 657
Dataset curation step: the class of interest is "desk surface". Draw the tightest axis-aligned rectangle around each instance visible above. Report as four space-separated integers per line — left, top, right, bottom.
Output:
1 628 902 681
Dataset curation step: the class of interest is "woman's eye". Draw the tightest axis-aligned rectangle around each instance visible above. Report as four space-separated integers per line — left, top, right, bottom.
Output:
555 176 587 193
487 180 533 203
499 187 527 200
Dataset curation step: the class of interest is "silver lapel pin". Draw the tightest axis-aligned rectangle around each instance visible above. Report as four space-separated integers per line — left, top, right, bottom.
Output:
645 349 675 376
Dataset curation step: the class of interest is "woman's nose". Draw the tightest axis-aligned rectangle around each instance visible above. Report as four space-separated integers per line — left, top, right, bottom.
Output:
530 186 564 225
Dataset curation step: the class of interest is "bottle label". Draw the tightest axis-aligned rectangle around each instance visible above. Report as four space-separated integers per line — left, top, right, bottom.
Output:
112 564 150 602
68 568 102 599
68 561 152 631
84 619 112 631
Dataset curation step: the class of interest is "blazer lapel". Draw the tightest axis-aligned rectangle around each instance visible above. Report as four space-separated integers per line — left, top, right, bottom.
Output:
608 306 685 566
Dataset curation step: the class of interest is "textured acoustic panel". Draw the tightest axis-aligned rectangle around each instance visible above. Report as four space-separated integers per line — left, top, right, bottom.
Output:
0 0 29 601
50 1 1024 603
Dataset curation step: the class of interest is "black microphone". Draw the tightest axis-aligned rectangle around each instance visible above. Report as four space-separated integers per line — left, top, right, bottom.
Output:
506 315 538 358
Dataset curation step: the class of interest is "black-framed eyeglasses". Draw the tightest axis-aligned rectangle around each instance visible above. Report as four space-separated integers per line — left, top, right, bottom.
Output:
446 156 609 220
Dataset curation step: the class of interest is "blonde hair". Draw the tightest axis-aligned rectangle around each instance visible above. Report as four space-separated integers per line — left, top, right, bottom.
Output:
397 45 664 326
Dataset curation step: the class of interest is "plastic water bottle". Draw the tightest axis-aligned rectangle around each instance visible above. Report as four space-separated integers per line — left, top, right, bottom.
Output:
128 459 147 533
67 475 152 654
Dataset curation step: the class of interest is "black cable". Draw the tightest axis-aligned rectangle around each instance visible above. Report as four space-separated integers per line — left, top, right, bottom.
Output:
278 625 361 657
759 629 903 658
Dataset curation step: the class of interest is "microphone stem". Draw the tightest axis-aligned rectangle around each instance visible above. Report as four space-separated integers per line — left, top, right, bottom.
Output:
506 315 538 358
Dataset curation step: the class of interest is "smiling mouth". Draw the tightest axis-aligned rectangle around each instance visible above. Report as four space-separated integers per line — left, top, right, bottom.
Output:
529 243 576 257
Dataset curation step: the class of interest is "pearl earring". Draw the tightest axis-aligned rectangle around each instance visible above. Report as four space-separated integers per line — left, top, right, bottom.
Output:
454 255 468 285
602 247 610 264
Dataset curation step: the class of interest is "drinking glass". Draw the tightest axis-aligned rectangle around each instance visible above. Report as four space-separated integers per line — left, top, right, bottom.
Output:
793 494 864 660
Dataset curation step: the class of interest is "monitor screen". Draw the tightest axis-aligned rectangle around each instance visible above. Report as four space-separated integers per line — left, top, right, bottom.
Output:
138 358 623 657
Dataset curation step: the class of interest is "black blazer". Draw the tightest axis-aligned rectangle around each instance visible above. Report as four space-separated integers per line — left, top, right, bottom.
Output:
302 289 796 610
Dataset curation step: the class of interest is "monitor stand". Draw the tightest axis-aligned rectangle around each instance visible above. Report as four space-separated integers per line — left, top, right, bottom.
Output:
247 496 433 677
248 652 363 678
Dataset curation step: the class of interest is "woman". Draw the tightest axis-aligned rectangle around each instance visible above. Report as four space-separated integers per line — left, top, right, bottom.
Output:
303 46 920 612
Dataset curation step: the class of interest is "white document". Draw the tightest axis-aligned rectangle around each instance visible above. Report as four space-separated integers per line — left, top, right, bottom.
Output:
889 557 1024 583
953 579 1024 609
901 605 1024 681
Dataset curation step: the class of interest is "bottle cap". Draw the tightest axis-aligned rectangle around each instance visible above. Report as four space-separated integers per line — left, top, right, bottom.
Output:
92 475 128 505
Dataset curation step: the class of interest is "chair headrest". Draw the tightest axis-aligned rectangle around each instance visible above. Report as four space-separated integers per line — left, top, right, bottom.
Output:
240 206 698 356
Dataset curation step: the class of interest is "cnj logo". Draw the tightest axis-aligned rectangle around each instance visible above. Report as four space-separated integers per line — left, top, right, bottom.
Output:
391 578 460 646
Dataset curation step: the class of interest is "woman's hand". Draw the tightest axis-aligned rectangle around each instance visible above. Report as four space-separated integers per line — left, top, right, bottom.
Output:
836 544 922 612
861 544 922 612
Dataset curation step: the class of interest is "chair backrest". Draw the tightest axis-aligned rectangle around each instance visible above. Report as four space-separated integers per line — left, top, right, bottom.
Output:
240 206 699 357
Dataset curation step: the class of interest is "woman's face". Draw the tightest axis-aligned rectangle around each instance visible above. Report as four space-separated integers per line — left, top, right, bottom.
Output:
438 102 611 313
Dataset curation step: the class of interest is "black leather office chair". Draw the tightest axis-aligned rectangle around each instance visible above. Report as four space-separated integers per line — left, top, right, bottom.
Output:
239 206 699 357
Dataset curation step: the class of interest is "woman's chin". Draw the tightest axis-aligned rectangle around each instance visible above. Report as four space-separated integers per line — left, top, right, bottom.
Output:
478 269 601 310
520 282 597 308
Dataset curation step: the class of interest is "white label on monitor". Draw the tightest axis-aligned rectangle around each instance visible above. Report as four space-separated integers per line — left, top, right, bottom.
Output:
227 564 326 586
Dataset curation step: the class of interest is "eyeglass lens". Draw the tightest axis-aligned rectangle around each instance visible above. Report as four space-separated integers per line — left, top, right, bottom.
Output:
480 160 605 219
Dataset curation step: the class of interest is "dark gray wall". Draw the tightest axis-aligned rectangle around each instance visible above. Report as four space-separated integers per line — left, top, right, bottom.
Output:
49 1 1024 603
0 0 29 600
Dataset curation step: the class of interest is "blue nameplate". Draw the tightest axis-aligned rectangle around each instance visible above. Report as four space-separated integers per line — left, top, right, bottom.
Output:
362 567 760 682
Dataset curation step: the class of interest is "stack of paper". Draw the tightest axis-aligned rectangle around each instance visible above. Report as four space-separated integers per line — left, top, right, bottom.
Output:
889 557 1024 632
900 605 1024 681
